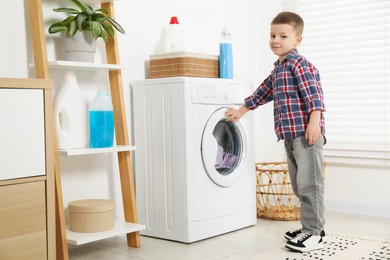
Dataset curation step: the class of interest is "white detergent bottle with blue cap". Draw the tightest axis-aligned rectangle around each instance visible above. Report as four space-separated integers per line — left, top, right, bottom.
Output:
89 72 114 148
54 71 88 149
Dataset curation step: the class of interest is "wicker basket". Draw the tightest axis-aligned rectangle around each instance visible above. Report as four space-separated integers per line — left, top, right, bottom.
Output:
256 162 300 221
149 52 219 78
69 199 115 233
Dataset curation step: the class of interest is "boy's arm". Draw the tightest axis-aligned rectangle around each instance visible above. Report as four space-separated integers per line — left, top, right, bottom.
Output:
293 59 325 145
225 69 275 122
306 110 321 145
294 59 325 115
225 105 250 122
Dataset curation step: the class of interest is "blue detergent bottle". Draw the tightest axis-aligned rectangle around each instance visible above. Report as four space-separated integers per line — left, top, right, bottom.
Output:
89 72 114 148
219 27 234 79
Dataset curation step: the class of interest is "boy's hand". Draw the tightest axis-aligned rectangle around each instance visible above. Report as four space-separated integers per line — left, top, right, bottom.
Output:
225 108 242 122
224 105 249 122
306 110 321 145
305 122 321 145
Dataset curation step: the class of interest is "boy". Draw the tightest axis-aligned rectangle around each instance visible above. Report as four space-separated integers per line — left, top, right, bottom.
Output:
224 11 326 253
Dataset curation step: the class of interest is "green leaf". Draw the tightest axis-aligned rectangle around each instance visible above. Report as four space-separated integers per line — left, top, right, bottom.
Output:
92 13 107 23
101 31 108 43
70 0 84 11
90 21 102 40
53 7 80 15
76 13 87 31
95 8 108 15
48 22 68 34
107 17 125 34
68 20 77 37
101 22 114 38
84 4 94 16
65 16 76 23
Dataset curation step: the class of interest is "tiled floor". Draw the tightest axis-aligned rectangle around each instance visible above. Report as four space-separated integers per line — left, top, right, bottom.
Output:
69 212 390 259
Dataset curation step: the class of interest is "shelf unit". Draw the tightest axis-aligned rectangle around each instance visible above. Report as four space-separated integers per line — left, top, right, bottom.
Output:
30 60 127 71
27 1 142 259
58 145 136 156
59 143 143 247
67 221 144 246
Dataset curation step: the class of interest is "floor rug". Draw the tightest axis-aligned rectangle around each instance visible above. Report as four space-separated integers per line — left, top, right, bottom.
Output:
251 233 390 260
283 233 390 260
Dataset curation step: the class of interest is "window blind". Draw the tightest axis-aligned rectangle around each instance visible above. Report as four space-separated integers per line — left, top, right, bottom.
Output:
284 0 390 166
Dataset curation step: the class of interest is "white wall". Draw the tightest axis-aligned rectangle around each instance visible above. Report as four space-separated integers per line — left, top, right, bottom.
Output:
325 163 390 217
1 1 29 78
2 0 389 221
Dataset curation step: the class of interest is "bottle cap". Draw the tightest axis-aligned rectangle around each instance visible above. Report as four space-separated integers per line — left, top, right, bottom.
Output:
95 71 109 95
65 71 76 79
221 27 231 36
169 16 179 25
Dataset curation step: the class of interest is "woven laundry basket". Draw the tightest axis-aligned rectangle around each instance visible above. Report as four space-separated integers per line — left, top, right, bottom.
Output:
69 199 115 232
256 162 300 221
149 51 219 78
256 162 326 221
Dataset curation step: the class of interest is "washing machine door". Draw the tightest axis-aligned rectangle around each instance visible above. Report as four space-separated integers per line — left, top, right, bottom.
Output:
201 107 248 187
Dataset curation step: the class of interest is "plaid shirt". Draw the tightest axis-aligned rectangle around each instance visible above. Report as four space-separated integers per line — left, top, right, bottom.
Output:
245 49 325 141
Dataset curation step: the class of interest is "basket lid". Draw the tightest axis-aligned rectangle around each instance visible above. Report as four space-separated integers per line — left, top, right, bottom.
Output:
69 199 115 213
150 51 218 60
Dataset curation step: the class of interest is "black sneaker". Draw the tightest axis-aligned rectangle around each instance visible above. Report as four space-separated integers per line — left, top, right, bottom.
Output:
285 233 324 253
285 229 326 242
284 228 302 240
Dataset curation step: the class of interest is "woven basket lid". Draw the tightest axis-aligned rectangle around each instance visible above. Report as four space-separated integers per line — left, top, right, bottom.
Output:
69 199 115 213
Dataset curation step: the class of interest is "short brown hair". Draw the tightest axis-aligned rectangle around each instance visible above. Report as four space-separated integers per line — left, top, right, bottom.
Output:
271 11 304 35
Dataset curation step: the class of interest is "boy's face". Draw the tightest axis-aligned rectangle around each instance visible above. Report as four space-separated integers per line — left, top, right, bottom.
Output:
269 24 302 61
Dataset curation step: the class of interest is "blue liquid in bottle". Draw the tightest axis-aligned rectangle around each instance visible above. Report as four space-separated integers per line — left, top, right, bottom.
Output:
89 110 114 148
219 43 233 78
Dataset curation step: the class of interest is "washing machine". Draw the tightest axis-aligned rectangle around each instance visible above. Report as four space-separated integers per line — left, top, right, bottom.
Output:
130 77 256 243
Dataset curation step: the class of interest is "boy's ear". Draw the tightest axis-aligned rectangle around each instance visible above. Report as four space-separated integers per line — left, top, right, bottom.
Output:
295 35 302 47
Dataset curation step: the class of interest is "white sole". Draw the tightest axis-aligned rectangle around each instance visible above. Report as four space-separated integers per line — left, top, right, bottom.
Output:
285 242 324 253
285 235 327 243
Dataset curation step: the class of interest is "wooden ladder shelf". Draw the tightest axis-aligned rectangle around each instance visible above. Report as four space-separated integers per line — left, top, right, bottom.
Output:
27 1 141 259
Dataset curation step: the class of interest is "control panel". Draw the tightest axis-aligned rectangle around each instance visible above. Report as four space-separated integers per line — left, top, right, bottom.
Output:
191 81 252 105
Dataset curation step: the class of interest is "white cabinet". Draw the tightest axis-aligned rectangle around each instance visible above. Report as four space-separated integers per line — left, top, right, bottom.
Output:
0 89 45 180
0 78 55 260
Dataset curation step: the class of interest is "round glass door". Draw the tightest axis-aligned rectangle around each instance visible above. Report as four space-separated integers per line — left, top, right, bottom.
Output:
201 107 247 187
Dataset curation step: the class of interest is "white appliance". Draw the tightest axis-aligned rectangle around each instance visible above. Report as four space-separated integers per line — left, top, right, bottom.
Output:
130 77 256 243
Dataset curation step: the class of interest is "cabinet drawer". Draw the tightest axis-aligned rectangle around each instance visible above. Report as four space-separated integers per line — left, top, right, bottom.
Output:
0 89 45 180
0 181 47 260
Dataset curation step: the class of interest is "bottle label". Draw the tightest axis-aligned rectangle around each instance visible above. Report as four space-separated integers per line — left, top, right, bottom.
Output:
89 110 114 148
219 43 234 79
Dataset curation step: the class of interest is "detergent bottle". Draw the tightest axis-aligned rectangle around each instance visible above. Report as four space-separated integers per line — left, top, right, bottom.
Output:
54 71 88 149
219 27 234 79
165 16 185 52
89 72 115 148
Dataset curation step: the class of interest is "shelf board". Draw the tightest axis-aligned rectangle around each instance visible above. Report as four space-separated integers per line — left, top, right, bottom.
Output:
58 145 136 156
29 61 126 71
66 220 145 245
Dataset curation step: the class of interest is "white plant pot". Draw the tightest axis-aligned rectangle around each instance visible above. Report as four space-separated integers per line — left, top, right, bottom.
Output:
61 31 96 62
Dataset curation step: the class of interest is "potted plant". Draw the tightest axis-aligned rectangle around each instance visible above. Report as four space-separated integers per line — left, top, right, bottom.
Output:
48 0 125 62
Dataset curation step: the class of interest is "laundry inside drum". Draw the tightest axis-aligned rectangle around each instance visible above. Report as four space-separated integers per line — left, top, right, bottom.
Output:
212 120 242 175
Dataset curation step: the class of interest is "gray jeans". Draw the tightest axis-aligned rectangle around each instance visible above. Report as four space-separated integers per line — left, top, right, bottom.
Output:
284 136 325 236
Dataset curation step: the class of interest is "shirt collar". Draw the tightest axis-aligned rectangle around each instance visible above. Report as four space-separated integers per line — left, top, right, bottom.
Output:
274 48 299 66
